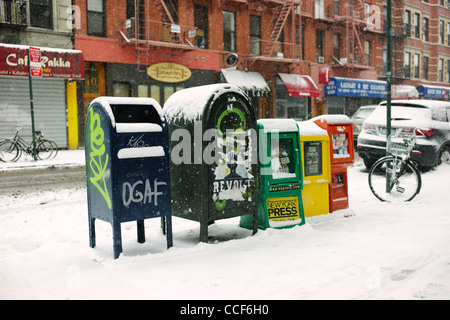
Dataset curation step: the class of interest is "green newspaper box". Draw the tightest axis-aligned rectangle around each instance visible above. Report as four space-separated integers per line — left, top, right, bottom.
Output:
241 119 305 230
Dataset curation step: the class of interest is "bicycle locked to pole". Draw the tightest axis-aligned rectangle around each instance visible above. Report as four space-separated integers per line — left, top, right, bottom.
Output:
368 131 422 202
0 125 58 162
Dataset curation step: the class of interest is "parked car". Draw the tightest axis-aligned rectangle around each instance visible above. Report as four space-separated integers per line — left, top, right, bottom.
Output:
357 100 450 170
351 105 378 143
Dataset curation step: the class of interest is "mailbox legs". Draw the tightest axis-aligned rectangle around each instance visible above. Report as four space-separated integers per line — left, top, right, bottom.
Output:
89 217 96 248
112 220 123 259
165 216 173 249
137 220 145 243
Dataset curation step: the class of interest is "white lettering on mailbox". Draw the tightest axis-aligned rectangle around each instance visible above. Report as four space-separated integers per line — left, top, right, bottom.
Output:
122 178 166 207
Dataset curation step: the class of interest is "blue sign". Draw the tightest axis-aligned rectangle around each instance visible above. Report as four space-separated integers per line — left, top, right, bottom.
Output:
417 85 449 100
325 77 387 98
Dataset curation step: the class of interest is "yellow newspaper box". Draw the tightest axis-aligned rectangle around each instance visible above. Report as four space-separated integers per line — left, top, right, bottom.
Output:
297 121 331 218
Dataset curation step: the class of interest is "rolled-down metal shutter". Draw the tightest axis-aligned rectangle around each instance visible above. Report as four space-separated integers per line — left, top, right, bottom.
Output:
0 77 67 148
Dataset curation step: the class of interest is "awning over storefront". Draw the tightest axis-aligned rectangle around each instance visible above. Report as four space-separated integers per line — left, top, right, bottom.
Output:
0 43 84 79
325 77 386 98
417 84 449 100
221 68 270 98
278 73 320 97
392 85 419 99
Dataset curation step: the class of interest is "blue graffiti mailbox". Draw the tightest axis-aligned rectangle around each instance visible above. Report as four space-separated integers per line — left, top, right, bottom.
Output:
85 97 172 259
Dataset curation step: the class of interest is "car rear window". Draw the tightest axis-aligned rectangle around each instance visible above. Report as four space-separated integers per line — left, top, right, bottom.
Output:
353 108 375 119
368 105 431 122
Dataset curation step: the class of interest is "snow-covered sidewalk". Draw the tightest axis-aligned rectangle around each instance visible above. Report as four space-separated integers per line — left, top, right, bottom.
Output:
1 149 450 300
0 149 86 171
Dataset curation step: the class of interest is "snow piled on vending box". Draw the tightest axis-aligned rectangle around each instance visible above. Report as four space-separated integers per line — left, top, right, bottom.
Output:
163 83 246 123
1 148 450 300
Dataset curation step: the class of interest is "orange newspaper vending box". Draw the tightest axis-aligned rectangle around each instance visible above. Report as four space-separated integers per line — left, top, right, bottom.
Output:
312 115 354 213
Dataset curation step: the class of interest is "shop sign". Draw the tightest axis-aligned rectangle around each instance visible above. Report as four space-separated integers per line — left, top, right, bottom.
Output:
147 62 191 83
0 44 84 79
325 77 387 98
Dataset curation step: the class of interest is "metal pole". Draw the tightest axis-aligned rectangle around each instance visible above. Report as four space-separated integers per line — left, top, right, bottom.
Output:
386 0 392 192
27 48 38 161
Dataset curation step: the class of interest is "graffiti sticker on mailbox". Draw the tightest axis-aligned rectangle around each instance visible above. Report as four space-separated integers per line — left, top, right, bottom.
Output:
87 107 112 210
266 196 300 222
211 95 255 210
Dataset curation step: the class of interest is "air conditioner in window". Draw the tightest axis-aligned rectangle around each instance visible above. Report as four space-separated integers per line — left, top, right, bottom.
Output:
126 18 135 39
316 56 325 63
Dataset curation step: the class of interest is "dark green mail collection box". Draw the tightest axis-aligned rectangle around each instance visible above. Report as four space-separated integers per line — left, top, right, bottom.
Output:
163 84 258 242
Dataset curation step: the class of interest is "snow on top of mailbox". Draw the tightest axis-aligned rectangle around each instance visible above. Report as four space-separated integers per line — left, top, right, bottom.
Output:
163 84 246 123
297 120 328 136
312 114 352 124
257 119 298 132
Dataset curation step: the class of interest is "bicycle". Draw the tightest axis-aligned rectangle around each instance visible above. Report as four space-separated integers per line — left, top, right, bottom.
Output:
368 132 422 202
0 125 58 162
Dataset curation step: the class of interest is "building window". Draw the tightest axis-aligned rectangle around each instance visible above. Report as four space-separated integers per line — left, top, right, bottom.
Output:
194 5 208 49
30 0 52 29
404 52 411 78
423 56 429 80
333 0 340 15
223 11 236 52
439 20 445 44
113 83 131 97
438 58 444 82
87 0 106 37
423 17 429 42
364 40 371 65
448 22 450 45
333 33 341 60
250 15 261 55
414 13 420 38
447 60 450 83
404 10 411 37
316 29 324 59
414 53 420 79
0 0 27 25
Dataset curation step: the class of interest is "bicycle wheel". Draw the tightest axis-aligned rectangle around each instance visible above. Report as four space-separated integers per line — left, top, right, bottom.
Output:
41 139 58 158
0 140 20 162
36 140 54 160
368 156 422 202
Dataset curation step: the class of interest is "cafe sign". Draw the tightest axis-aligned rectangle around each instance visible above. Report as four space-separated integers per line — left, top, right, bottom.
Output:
0 43 84 79
147 62 191 83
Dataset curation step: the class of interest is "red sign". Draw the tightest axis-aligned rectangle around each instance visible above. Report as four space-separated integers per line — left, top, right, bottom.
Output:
29 46 42 77
318 66 331 84
0 44 84 79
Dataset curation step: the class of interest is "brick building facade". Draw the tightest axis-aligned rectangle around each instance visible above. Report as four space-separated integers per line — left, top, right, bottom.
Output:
58 0 450 145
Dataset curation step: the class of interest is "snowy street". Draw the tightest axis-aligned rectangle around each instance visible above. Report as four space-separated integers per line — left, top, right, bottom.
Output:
0 150 449 300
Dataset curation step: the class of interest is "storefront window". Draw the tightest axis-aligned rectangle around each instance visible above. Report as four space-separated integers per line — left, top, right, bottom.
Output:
113 82 130 97
138 85 148 97
151 85 160 103
276 78 309 120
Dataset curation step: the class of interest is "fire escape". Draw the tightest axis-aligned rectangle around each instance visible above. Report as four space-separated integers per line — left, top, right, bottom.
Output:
390 0 406 81
124 0 194 72
330 0 377 72
122 0 302 72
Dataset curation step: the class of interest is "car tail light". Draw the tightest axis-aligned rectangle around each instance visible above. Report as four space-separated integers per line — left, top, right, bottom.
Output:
362 123 377 134
414 128 434 137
